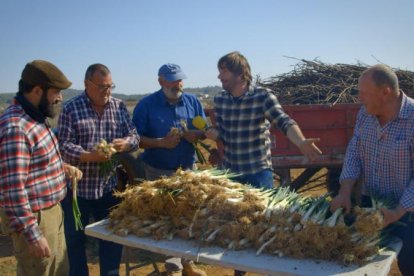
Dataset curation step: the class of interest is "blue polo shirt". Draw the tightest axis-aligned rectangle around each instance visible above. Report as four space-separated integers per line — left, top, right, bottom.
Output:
132 90 206 170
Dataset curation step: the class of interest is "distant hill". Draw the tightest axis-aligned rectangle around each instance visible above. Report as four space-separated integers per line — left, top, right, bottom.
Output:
0 85 222 106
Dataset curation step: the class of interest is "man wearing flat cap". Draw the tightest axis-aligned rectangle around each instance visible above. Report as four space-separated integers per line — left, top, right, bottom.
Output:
132 63 207 276
0 60 82 275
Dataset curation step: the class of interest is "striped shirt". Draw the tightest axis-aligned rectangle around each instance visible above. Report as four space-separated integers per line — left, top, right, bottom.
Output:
0 104 66 242
340 93 414 211
58 92 139 200
214 86 296 175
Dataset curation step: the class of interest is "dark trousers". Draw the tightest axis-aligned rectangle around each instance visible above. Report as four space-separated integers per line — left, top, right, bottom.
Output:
62 190 122 276
393 213 414 276
361 195 414 276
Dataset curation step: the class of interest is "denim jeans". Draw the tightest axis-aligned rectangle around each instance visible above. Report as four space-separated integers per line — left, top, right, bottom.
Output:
231 168 273 276
62 190 122 276
231 168 274 189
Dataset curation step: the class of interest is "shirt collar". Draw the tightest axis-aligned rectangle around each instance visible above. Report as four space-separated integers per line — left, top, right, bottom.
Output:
397 92 410 119
225 85 256 99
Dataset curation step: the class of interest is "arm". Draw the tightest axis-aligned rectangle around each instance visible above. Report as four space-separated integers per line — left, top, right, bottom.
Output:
330 178 356 214
381 204 406 227
0 127 43 245
286 124 321 161
138 133 180 149
111 101 140 152
132 98 180 149
58 106 96 164
383 125 414 226
330 110 364 214
263 92 321 160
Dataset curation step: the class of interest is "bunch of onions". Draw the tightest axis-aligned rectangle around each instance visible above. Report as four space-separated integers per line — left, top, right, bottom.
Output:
94 138 117 183
108 169 390 265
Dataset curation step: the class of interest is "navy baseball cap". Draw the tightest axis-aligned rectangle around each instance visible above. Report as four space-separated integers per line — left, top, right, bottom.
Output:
158 63 187 82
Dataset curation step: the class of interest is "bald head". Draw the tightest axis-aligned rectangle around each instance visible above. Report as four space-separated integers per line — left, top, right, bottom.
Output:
360 64 399 95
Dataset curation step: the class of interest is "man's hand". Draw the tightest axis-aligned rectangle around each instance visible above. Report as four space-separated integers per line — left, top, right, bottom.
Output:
112 138 131 153
208 149 223 165
161 133 181 149
28 237 51 258
330 179 354 214
330 193 352 214
182 130 204 144
297 138 322 161
381 205 406 228
63 164 83 180
205 128 219 141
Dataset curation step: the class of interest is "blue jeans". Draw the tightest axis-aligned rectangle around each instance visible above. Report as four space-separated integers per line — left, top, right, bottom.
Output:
62 190 122 276
231 169 273 276
231 169 274 189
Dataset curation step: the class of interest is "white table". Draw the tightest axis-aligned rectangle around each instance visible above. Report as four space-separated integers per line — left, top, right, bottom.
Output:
85 219 401 276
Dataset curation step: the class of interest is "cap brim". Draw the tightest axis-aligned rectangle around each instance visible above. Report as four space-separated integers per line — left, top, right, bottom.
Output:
163 72 187 82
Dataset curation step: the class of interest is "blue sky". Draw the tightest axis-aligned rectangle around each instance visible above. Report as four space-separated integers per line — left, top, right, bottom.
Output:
1 0 413 94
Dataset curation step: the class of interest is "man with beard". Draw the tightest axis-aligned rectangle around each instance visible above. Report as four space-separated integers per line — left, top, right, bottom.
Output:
58 63 139 276
132 63 207 276
206 52 321 189
0 60 82 276
205 52 322 275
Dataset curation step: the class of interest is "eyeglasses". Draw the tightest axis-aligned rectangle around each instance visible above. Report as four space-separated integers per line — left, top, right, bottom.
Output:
87 79 116 92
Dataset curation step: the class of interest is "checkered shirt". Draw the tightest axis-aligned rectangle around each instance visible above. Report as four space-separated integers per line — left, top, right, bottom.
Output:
213 86 296 175
341 93 414 211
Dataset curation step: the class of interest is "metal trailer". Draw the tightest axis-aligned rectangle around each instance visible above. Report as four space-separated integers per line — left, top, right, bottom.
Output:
205 103 361 192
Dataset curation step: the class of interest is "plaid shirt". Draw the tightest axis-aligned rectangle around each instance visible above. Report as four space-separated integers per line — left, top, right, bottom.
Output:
341 93 414 211
58 92 139 200
0 104 66 243
214 86 296 175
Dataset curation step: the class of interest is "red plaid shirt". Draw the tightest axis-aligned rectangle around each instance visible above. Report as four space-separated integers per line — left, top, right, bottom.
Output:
0 103 66 243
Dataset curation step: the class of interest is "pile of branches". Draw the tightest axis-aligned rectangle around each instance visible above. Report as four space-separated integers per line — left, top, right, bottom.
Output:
259 58 414 105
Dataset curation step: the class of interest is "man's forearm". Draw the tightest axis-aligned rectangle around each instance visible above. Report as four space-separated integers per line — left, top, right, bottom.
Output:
139 136 164 149
286 124 305 147
338 178 356 197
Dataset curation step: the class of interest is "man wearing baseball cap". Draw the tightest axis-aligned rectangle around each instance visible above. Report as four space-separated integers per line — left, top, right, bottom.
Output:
0 60 82 275
132 64 207 276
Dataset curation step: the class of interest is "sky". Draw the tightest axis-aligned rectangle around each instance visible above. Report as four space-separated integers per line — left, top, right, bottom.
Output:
1 0 413 95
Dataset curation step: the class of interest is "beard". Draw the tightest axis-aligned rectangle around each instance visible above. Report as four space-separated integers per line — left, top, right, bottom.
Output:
39 90 62 118
164 85 183 102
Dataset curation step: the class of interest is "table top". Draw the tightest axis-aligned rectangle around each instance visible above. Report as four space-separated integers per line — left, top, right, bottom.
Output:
85 219 401 276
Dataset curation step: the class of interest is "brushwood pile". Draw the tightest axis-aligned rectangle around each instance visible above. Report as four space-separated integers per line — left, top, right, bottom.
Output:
258 59 414 105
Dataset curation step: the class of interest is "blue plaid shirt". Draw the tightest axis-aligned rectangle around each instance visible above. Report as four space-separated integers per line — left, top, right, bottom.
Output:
213 86 296 175
340 93 414 211
58 92 139 200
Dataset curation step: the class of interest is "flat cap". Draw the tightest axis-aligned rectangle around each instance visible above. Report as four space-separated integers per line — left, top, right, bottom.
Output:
21 60 72 90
